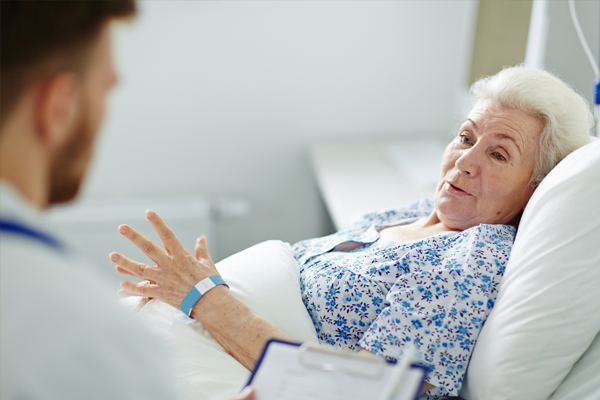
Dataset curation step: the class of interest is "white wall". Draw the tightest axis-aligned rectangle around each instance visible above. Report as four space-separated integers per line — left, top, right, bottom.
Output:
80 1 477 260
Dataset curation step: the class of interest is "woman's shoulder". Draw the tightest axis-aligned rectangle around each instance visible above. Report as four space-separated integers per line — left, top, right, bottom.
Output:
352 198 434 228
451 223 516 249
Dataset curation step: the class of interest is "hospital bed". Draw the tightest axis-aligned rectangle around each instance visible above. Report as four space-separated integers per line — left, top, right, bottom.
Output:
126 138 600 400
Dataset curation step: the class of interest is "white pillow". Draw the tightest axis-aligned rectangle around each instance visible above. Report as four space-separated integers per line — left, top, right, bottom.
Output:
127 240 318 400
548 330 600 400
216 240 318 343
461 139 600 399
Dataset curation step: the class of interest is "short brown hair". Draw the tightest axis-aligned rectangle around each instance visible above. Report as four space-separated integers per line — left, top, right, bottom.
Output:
0 0 136 126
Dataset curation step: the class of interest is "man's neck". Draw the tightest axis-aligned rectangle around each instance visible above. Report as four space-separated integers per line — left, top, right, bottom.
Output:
0 121 50 210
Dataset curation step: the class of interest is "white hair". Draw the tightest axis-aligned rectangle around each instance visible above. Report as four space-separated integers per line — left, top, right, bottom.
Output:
470 65 594 187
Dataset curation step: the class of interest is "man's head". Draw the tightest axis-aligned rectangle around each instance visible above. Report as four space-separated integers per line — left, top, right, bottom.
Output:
0 1 136 206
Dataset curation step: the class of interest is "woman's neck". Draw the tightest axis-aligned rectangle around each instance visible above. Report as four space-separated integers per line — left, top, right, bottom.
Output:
378 210 458 243
417 210 456 230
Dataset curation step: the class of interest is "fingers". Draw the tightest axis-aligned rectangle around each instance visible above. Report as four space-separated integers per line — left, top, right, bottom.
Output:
145 210 184 255
117 289 136 298
118 224 168 264
194 235 209 260
119 280 158 298
115 265 136 277
110 252 159 282
112 211 219 312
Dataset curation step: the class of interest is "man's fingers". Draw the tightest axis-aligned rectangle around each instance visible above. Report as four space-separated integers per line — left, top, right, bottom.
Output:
110 252 158 282
118 224 168 264
145 210 185 255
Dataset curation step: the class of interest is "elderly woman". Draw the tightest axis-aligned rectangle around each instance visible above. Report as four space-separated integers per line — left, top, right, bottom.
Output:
111 66 593 399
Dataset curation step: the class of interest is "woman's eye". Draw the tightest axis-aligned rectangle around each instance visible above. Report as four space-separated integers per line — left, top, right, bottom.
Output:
460 135 471 145
493 152 506 161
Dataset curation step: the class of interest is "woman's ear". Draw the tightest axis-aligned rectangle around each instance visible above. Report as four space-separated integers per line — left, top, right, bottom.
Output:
34 72 80 150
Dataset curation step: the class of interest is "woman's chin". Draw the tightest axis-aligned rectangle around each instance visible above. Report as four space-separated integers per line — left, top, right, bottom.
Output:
443 219 477 232
435 207 479 231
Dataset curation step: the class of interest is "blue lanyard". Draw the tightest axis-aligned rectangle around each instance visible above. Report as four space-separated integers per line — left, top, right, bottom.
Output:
0 218 64 252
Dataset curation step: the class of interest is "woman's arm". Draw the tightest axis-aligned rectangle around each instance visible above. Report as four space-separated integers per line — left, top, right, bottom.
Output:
189 237 292 370
112 210 291 371
190 285 290 370
113 210 437 391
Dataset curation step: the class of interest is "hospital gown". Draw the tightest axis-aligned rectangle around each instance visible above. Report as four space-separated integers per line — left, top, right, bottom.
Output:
292 198 515 399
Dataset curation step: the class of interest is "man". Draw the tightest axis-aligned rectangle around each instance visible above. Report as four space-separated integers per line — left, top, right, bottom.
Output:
0 2 254 399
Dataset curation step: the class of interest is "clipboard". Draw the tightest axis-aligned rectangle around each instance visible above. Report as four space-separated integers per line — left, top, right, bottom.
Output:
246 339 428 400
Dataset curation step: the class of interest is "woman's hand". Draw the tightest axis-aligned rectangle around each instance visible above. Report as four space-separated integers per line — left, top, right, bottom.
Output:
112 211 291 371
110 210 219 311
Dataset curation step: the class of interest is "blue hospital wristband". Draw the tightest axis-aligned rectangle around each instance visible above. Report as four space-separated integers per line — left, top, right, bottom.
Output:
180 276 229 317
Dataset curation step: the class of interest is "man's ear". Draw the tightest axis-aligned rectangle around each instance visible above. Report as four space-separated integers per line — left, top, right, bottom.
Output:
34 73 80 150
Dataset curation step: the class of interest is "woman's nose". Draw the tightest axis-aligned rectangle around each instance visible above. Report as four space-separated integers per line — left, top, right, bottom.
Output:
455 148 480 176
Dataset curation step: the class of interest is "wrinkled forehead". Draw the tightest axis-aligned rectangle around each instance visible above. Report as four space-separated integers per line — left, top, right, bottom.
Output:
466 100 543 141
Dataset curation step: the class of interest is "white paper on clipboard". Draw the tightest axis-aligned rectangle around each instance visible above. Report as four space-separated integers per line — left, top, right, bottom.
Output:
246 339 427 400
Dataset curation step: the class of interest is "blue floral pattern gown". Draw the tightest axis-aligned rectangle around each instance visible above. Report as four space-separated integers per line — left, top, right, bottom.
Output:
292 199 515 399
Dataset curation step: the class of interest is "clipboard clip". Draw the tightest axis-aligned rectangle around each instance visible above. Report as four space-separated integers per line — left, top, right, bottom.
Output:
297 342 386 379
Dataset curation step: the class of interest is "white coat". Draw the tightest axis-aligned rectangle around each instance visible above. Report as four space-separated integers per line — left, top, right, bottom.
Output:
0 182 178 399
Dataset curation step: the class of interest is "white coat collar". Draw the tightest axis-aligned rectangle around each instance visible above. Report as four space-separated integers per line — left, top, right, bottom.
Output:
0 180 57 236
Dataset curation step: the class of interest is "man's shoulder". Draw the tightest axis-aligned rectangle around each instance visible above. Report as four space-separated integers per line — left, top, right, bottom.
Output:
1 233 151 345
1 234 177 399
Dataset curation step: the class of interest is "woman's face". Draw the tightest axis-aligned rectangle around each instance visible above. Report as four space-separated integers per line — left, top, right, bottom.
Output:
434 99 543 230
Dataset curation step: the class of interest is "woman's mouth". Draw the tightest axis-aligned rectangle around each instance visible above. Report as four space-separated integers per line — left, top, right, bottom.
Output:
446 182 471 196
